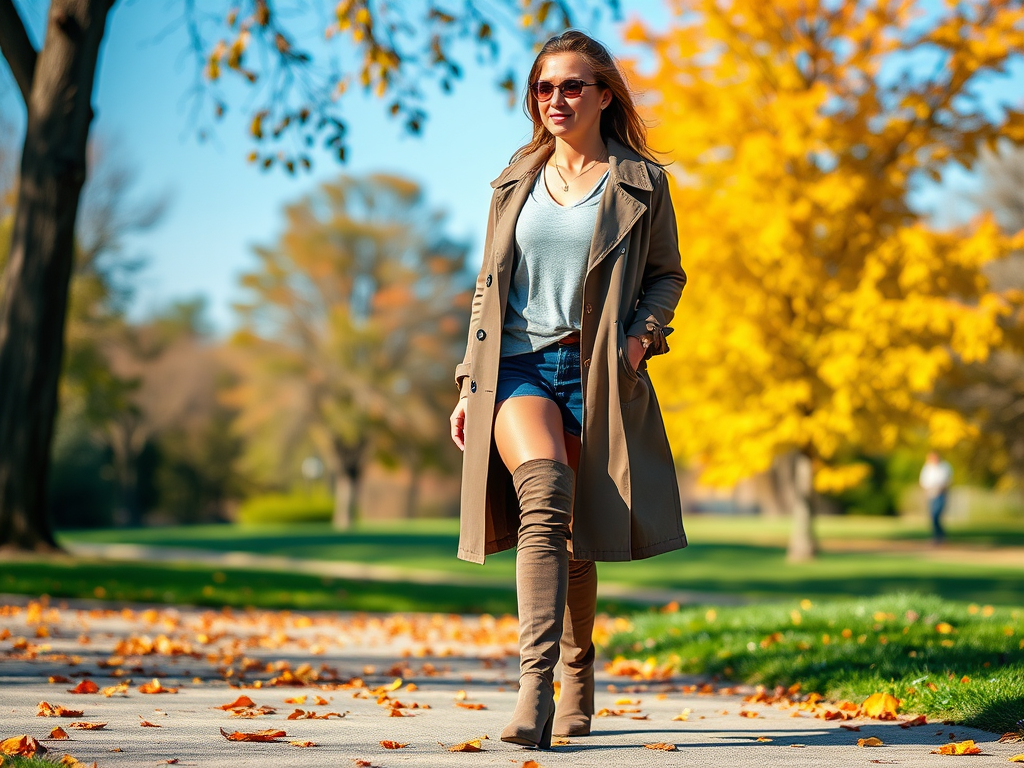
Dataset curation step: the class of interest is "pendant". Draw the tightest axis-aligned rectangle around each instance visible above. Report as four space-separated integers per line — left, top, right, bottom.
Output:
562 184 569 192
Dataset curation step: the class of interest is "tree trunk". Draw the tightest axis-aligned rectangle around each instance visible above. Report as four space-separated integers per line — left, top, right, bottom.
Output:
781 450 818 562
0 0 114 552
330 439 363 530
332 467 359 530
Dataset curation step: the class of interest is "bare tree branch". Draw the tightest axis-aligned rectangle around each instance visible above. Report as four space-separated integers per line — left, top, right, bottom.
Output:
0 0 37 104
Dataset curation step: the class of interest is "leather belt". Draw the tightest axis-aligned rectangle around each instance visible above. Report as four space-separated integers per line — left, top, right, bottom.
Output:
557 333 581 345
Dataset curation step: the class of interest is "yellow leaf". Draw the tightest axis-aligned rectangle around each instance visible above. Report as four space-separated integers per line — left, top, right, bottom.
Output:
858 737 885 747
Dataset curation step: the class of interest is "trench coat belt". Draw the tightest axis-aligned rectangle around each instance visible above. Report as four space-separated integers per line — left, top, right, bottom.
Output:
557 332 581 345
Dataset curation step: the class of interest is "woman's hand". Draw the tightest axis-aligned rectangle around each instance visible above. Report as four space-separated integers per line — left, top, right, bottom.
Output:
626 335 646 372
450 396 468 451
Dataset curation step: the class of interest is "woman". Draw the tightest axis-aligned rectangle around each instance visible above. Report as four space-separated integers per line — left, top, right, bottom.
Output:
449 29 687 749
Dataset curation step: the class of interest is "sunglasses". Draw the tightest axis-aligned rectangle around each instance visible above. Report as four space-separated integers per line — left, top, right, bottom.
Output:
529 79 598 101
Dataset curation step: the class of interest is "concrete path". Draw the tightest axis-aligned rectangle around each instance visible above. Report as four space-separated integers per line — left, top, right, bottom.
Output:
1 594 1019 767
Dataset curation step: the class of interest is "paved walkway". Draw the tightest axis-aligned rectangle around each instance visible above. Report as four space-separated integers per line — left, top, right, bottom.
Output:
1 595 1019 767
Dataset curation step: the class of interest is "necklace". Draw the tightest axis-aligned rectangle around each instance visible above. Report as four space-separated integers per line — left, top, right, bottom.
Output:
551 151 608 192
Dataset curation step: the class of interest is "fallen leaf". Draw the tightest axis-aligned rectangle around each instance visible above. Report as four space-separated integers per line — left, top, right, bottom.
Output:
37 702 83 718
456 702 487 710
1001 733 1024 744
446 739 483 752
68 722 107 730
739 710 759 718
521 761 543 768
858 737 885 747
672 708 691 721
158 761 179 765
139 678 177 694
1007 754 1024 762
862 693 900 720
58 755 96 768
220 727 286 742
286 709 344 720
140 717 161 727
48 727 70 740
379 740 409 749
67 680 99 694
217 695 257 710
1 735 47 757
49 676 72 684
899 715 928 728
644 742 678 751
284 695 307 704
840 724 862 731
314 696 330 705
101 682 130 697
932 740 982 755
552 738 571 746
756 736 773 742
289 740 317 747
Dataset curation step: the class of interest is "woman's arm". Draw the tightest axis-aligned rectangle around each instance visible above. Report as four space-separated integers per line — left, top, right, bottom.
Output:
626 169 687 362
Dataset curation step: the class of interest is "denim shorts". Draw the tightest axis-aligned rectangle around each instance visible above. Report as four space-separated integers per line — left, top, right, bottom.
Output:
495 341 584 437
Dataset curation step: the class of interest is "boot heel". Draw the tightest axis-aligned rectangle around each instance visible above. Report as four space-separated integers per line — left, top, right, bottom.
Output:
537 707 554 750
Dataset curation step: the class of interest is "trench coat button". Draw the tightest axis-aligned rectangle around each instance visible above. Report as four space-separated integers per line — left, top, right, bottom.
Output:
476 329 486 341
583 358 591 368
619 246 626 253
485 274 492 287
470 380 477 393
585 303 593 314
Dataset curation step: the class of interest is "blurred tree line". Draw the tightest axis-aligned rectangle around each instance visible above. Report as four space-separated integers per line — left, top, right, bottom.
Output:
0 130 471 529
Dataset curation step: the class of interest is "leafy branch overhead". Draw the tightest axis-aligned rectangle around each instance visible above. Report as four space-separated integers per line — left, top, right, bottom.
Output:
186 0 619 173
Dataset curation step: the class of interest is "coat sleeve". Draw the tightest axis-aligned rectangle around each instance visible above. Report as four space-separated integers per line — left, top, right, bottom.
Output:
626 168 687 360
454 188 498 396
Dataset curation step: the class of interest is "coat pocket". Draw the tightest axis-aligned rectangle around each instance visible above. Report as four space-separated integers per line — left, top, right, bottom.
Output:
617 326 645 403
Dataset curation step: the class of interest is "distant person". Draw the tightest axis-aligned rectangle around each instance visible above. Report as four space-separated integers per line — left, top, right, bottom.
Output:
449 31 687 749
919 452 953 544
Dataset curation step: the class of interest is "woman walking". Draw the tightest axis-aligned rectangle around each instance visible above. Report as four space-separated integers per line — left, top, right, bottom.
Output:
449 30 687 749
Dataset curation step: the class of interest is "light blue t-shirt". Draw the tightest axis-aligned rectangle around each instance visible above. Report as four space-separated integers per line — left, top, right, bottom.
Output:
500 167 609 357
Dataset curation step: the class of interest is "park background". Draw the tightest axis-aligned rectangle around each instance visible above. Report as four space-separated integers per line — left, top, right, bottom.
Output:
2 0 1024 746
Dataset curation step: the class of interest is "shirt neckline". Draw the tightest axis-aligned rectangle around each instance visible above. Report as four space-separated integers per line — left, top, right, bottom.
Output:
537 167 610 209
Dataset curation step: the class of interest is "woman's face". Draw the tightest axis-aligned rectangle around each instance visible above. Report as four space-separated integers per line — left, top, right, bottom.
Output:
534 52 612 142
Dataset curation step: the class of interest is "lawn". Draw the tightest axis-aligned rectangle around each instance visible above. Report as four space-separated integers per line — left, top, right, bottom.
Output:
59 515 1024 605
604 593 1024 734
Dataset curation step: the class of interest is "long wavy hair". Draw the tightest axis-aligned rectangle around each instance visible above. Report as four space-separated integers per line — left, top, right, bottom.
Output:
510 30 660 165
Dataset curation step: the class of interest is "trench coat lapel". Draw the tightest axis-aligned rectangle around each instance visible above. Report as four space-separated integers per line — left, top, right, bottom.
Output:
487 138 654 284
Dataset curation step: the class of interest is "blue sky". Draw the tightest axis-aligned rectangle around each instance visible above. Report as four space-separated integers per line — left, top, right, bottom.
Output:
1 1 1021 334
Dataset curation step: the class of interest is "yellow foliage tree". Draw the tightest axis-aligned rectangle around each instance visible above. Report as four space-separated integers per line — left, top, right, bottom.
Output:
627 0 1024 559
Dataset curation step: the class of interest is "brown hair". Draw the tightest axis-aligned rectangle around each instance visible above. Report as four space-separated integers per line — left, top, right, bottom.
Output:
510 30 660 165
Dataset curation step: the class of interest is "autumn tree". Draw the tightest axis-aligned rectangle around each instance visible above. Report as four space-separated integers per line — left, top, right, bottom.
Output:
0 0 612 550
628 0 1024 560
226 173 472 529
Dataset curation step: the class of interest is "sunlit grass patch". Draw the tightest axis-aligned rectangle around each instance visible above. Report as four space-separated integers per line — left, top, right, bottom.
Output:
609 593 1024 732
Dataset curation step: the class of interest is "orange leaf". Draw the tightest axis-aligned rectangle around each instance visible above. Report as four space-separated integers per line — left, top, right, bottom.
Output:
37 702 83 718
139 678 177 694
861 693 900 720
284 695 307 705
219 728 286 742
446 739 483 752
314 696 329 705
1 735 47 757
67 680 99 694
101 682 129 697
217 695 257 710
379 740 409 749
140 717 161 727
644 742 678 750
68 722 107 730
49 676 71 684
899 715 928 728
739 710 759 718
289 740 317 747
455 702 487 710
931 740 982 755
48 727 70 740
858 737 885 747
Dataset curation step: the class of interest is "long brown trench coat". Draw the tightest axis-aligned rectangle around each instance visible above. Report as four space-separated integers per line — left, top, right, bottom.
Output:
454 137 688 564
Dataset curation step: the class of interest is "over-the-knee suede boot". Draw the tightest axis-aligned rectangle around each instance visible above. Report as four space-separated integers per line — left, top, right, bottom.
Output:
500 458 574 750
553 557 597 736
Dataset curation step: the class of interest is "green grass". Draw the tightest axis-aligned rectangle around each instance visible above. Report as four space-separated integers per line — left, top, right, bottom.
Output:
606 593 1024 733
60 516 1024 605
0 557 634 616
0 757 68 768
